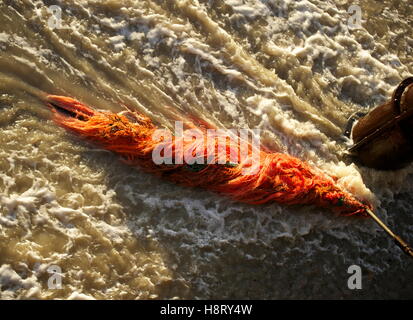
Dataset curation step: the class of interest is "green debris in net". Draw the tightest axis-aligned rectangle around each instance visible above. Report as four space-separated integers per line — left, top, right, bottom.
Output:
185 163 208 172
224 161 238 168
336 197 345 207
185 161 238 172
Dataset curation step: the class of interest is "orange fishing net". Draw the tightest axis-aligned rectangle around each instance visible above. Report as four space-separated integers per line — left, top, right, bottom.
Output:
47 95 370 216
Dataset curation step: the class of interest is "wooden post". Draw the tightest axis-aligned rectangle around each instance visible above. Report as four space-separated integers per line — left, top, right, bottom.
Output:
366 208 413 258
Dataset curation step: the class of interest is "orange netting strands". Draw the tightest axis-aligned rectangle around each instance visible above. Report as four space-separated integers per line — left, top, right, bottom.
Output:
47 95 371 216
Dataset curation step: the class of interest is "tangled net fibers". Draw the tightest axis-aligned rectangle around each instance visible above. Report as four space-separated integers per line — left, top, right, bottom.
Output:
47 95 370 216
